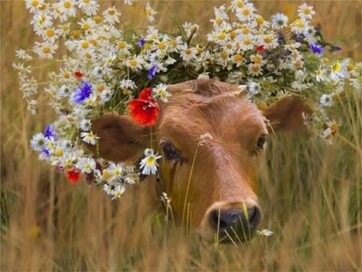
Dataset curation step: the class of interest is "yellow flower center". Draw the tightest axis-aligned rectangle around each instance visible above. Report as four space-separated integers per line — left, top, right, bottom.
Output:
169 39 177 47
242 8 250 16
83 0 90 3
31 0 39 7
144 43 151 50
251 65 261 73
215 17 223 26
42 47 51 54
63 1 72 9
158 42 166 50
243 38 252 45
46 29 55 37
117 41 126 49
39 4 46 10
185 49 192 55
90 39 97 46
82 23 91 31
332 62 341 73
55 149 64 157
233 54 244 62
93 15 102 24
146 157 156 166
252 55 262 64
97 85 105 92
304 7 312 15
347 62 355 72
242 27 250 35
255 15 264 25
229 31 236 39
294 19 304 28
81 40 89 49
129 59 137 67
102 171 112 180
108 9 115 16
85 52 92 59
217 32 226 40
264 36 272 44
63 72 70 78
237 1 245 8
220 51 228 60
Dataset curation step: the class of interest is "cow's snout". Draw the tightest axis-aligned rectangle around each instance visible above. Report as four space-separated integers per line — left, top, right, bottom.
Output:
203 203 261 242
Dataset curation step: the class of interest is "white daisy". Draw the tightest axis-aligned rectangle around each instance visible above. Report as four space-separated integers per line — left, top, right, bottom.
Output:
76 157 96 174
76 0 99 16
30 133 47 151
153 83 171 102
140 149 161 175
271 13 289 29
33 41 58 59
80 119 91 131
103 6 121 24
298 3 315 21
320 94 333 107
145 2 157 23
80 132 99 145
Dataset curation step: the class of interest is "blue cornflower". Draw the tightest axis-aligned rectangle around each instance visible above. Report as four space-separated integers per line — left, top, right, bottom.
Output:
73 80 92 103
42 148 50 158
44 124 57 139
310 44 324 55
138 38 145 48
147 65 157 80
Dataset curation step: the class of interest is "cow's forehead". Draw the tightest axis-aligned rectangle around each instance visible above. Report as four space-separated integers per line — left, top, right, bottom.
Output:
159 93 266 145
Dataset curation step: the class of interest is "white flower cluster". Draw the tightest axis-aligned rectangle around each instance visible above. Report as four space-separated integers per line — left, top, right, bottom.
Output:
15 0 361 198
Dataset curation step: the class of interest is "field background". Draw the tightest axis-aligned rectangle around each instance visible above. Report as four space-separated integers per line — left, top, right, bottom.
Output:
1 0 361 271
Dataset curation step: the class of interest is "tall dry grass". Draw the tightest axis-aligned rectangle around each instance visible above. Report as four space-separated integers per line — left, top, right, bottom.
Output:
1 1 361 271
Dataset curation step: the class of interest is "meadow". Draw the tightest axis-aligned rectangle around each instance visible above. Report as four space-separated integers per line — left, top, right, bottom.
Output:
1 0 361 271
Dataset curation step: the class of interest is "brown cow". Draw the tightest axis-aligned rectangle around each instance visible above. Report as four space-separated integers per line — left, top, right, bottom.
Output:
90 79 308 242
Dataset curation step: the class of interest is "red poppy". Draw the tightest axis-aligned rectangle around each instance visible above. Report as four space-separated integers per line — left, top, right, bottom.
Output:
128 99 160 127
74 71 83 78
256 45 265 53
139 87 153 101
65 168 81 184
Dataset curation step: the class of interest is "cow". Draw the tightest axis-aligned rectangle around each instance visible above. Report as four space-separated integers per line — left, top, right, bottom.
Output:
90 79 308 242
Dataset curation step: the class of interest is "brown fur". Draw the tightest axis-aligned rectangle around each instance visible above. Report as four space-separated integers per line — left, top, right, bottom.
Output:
90 79 308 240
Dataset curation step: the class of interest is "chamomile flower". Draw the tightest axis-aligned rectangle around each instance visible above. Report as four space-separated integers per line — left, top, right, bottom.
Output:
103 6 121 24
140 149 161 175
77 0 99 15
179 45 197 62
126 55 145 71
31 133 47 151
103 184 126 200
124 0 135 5
25 0 45 12
52 0 77 22
153 83 170 102
80 119 91 131
320 94 333 107
248 63 263 76
330 60 347 81
76 158 96 174
235 3 256 21
145 2 157 23
298 3 315 21
15 49 32 61
246 80 261 96
33 41 58 59
271 13 288 29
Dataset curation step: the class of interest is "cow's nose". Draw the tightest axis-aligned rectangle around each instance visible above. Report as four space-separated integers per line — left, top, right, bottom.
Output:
209 206 261 240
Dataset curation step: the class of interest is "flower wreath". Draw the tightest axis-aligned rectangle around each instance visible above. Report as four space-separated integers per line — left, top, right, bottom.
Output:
15 0 361 200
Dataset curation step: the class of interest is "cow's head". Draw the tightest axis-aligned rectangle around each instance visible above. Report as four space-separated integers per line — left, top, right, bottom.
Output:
90 79 308 242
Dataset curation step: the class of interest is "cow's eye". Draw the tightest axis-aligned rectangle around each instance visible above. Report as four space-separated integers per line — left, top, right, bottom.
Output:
256 135 266 150
160 140 180 160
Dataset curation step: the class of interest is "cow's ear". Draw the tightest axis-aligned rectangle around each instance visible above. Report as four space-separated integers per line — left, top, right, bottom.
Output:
263 95 311 134
88 113 149 162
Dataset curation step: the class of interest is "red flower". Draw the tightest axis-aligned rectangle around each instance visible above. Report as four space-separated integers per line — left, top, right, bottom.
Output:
65 168 81 184
128 99 160 127
139 87 153 101
256 45 265 53
74 71 83 78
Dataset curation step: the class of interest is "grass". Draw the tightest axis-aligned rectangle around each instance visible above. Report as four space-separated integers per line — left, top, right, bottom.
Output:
1 1 361 271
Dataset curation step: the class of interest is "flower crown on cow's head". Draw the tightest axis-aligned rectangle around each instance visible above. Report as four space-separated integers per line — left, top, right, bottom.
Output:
15 0 361 199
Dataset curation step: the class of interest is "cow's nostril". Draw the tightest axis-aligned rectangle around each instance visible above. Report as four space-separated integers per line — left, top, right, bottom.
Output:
209 206 261 232
247 206 261 227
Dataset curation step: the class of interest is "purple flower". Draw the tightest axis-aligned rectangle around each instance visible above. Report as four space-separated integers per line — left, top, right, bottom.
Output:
310 44 324 55
147 65 157 79
44 124 57 139
42 148 50 158
138 38 145 48
73 80 92 103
